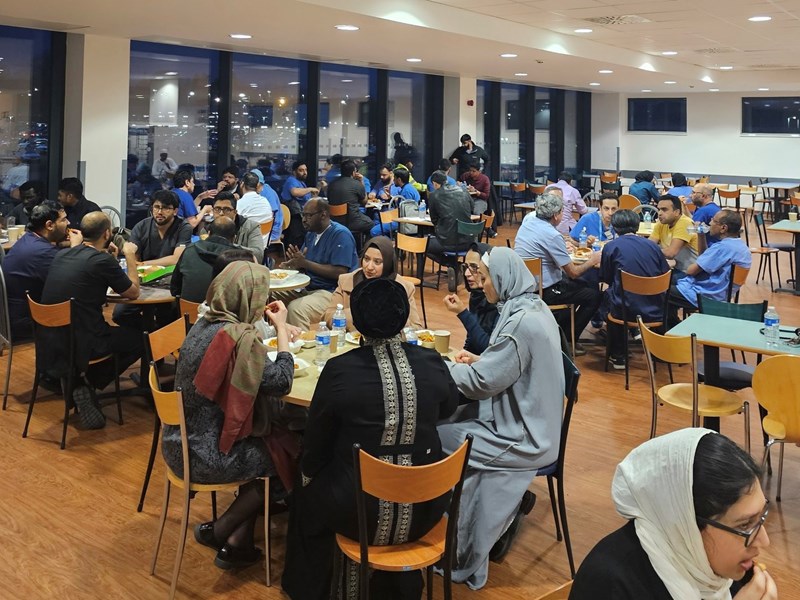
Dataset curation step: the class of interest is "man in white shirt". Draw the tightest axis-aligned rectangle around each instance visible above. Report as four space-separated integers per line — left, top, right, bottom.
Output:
552 171 587 234
151 150 178 183
236 171 273 246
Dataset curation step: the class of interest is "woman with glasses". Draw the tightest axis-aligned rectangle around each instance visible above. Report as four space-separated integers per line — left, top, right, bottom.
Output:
571 429 776 600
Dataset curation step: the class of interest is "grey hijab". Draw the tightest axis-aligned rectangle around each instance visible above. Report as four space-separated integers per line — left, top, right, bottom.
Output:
482 247 537 344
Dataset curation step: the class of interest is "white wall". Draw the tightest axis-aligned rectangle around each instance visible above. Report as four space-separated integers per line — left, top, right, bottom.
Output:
593 92 800 180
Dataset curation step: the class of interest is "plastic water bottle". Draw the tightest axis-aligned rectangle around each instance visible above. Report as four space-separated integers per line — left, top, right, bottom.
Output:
592 239 601 253
418 199 427 219
764 306 780 346
332 304 347 347
643 211 652 227
315 322 331 366
578 227 588 249
119 257 127 273
404 327 419 345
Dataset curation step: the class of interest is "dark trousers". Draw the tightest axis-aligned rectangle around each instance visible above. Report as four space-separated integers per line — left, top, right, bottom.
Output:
426 236 470 264
87 324 144 390
608 321 626 358
543 279 602 342
667 283 696 328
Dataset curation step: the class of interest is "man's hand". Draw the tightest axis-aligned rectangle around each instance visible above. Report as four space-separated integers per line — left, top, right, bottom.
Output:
443 293 465 314
68 228 83 247
586 234 597 246
586 251 602 268
281 245 307 270
197 189 218 202
309 187 320 195
454 350 479 365
122 241 139 257
107 241 119 257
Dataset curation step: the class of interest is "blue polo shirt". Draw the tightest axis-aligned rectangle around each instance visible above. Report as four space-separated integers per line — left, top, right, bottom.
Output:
692 202 721 246
302 221 358 291
426 174 456 192
398 183 420 202
259 184 283 243
514 213 571 289
281 176 312 206
174 188 198 219
669 185 693 199
570 211 614 242
675 237 752 306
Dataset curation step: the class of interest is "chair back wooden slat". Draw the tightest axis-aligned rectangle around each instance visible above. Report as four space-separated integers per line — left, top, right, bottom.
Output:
148 365 181 426
753 356 800 443
146 317 187 363
179 298 201 325
638 320 693 364
620 270 672 296
396 232 428 254
27 296 71 328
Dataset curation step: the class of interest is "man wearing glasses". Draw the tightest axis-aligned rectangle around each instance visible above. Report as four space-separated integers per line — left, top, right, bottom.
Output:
208 192 265 263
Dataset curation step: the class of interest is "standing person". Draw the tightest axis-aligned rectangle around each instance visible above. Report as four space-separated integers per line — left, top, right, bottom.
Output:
438 247 564 590
283 277 459 600
554 171 588 234
251 168 283 245
570 429 776 600
650 194 699 276
172 170 214 229
168 262 297 570
151 150 178 184
281 160 320 248
57 177 101 226
629 170 660 205
450 134 490 180
327 159 373 236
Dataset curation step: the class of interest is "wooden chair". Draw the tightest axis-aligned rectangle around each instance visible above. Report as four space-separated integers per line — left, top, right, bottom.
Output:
534 352 580 577
604 270 672 390
137 317 187 513
148 365 272 599
727 263 750 303
752 355 800 502
267 205 291 261
618 194 641 210
534 581 573 600
503 182 527 224
480 210 495 243
719 188 749 244
329 203 348 218
739 184 764 220
379 208 399 239
753 212 793 287
524 258 575 357
23 295 122 449
600 172 619 183
332 437 473 600
433 220 485 291
395 233 428 328
179 297 201 330
0 269 12 410
637 317 750 451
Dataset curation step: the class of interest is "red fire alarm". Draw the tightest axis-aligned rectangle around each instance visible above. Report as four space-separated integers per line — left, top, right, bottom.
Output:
467 99 474 106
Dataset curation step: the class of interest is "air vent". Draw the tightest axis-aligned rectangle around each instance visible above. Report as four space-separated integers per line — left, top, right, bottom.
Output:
584 15 651 25
694 47 739 54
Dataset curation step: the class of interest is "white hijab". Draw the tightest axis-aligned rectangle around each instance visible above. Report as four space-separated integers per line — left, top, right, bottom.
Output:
612 428 733 600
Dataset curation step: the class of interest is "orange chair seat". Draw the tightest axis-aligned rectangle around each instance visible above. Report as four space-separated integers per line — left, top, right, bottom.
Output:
335 517 447 571
658 383 744 417
762 417 788 442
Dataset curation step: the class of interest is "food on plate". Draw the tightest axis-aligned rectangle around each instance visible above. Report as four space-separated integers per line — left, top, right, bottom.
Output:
266 338 278 348
573 247 593 257
417 330 435 343
350 332 361 342
294 363 300 370
270 270 290 280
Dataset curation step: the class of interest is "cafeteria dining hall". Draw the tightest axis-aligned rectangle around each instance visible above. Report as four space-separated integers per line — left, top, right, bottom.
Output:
1 1 800 598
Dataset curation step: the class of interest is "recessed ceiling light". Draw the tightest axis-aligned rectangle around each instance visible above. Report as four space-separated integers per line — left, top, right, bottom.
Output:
661 51 678 56
664 80 677 84
229 33 252 39
709 88 720 92
500 53 518 58
574 28 592 33
758 87 770 91
598 69 613 74
514 73 528 77
748 16 771 22
335 24 360 31
288 81 300 85
249 83 258 88
641 89 652 92
341 79 353 83
165 71 177 76
589 82 600 86
406 58 422 63
719 65 733 70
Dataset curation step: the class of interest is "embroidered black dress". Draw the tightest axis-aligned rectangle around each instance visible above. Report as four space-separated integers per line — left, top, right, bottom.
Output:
282 338 459 599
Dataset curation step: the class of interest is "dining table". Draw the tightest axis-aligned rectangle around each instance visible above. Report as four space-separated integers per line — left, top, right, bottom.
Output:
767 219 800 295
760 181 800 220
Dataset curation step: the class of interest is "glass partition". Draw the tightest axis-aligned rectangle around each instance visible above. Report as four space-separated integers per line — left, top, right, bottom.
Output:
387 72 427 182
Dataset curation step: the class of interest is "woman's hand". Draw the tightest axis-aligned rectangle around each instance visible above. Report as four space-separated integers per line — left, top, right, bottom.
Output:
454 350 479 365
734 566 777 600
443 293 465 314
265 301 288 328
286 324 302 342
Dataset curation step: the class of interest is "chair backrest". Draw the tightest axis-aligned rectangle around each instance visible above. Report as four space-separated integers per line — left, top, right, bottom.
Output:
481 211 495 230
600 181 621 194
524 257 544 295
718 188 740 200
379 208 399 224
699 176 710 183
280 204 291 232
752 356 800 443
179 297 201 325
259 219 273 236
618 194 641 210
660 173 672 180
27 295 71 328
727 263 750 300
697 297 767 322
456 219 484 242
600 172 618 183
145 317 186 363
753 212 769 245
534 581 573 600
395 232 428 255
528 184 547 196
556 353 580 478
511 182 527 193
101 205 122 231
149 364 191 483
329 203 348 217
619 269 672 296
0 268 10 348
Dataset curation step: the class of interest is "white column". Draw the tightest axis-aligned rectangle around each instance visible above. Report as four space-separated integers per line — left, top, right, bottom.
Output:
63 34 130 212
443 76 477 163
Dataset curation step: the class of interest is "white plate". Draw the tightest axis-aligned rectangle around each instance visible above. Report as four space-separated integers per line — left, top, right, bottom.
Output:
346 331 362 345
263 337 303 353
269 269 299 281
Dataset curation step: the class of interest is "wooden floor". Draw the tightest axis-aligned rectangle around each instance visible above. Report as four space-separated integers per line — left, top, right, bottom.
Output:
1 219 799 599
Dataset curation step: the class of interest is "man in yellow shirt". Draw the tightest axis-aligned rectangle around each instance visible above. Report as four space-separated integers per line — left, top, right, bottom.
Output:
650 194 698 275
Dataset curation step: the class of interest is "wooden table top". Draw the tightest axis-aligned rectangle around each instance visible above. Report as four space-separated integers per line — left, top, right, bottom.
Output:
106 286 175 305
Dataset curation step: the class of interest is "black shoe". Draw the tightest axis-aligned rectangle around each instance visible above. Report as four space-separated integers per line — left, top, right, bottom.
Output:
486 229 498 239
608 355 626 371
489 491 536 563
194 522 224 551
214 544 263 570
573 343 587 357
73 385 106 430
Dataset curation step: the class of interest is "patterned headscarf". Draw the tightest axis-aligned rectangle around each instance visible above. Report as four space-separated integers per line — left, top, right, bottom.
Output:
193 261 270 453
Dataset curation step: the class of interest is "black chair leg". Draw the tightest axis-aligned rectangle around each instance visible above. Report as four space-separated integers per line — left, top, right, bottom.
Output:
623 326 630 391
22 370 41 439
426 565 434 600
547 475 562 541
114 354 123 425
557 475 576 578
212 491 218 521
137 412 161 512
419 282 427 329
60 373 74 450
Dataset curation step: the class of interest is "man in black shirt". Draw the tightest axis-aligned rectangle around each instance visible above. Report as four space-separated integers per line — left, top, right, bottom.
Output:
327 159 372 236
129 189 193 266
57 177 101 227
8 180 46 227
449 134 490 180
171 216 235 303
40 211 141 429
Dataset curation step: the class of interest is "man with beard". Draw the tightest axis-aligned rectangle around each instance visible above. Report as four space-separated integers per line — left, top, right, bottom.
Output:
281 160 320 247
8 180 46 226
449 133 490 180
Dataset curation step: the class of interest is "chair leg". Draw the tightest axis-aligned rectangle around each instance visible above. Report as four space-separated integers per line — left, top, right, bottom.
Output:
569 307 576 358
330 548 343 600
650 397 659 439
60 373 75 450
426 565 434 600
623 326 630 391
603 322 611 374
767 255 774 292
22 369 40 439
777 443 785 502
211 491 218 521
168 487 192 600
264 477 271 586
138 414 161 512
419 281 428 329
547 476 562 541
2 343 12 410
150 478 172 575
775 257 782 287
114 354 123 425
556 475 576 578
743 401 751 455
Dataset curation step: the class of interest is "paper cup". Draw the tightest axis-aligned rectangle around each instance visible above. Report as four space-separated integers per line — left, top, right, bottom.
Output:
434 330 451 354
790 212 798 222
329 332 338 354
7 226 23 242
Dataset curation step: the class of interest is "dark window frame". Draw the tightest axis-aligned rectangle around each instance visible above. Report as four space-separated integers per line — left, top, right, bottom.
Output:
627 97 687 132
742 97 800 134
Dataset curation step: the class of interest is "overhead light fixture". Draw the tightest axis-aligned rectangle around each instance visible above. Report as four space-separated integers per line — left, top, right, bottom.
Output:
641 89 652 92
719 65 733 70
598 69 613 74
709 88 720 92
758 87 770 91
661 51 678 56
514 73 528 77
574 28 592 33
288 81 300 85
589 82 600 86
500 53 518 58
165 71 177 76
664 80 677 84
335 24 360 31
406 58 422 62
250 83 258 88
748 16 771 22
229 33 252 39
341 79 353 83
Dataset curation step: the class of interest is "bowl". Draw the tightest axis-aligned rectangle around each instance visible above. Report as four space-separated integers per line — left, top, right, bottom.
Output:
345 331 362 345
293 357 310 377
264 337 303 353
416 329 436 349
299 330 317 349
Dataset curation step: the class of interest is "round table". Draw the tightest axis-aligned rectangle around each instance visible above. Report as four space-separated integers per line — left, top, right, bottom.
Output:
270 272 311 293
106 286 175 305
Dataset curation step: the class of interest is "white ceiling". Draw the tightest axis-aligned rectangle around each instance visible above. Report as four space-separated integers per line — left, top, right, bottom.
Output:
1 0 799 93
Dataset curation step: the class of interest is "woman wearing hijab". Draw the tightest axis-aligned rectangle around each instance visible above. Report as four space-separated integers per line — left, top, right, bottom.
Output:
322 235 423 331
162 261 296 570
437 247 565 590
282 278 460 600
571 429 776 600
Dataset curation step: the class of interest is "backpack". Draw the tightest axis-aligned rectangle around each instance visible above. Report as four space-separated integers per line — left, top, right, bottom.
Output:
398 199 419 235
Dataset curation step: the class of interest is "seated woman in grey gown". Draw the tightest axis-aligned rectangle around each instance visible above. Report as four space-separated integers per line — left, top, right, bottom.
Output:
437 246 565 590
282 277 460 600
162 261 296 570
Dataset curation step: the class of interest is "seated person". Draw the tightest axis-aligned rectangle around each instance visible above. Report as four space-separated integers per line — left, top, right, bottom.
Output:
437 248 564 589
426 170 475 261
172 170 214 229
570 193 619 245
669 210 751 323
57 177 101 227
281 161 320 248
367 163 402 238
199 165 238 208
322 235 422 331
327 159 373 236
571 429 775 600
274 198 359 329
236 171 273 246
129 189 194 266
553 171 588 234
462 160 491 214
40 212 142 429
282 277 459 600
207 192 264 263
650 194 699 276
3 200 77 340
599 210 669 370
8 180 45 227
393 168 421 202
667 172 693 199
514 192 602 354
171 217 236 303
426 158 457 192
690 183 722 246
250 168 283 245
166 262 297 571
629 170 659 205
443 243 499 355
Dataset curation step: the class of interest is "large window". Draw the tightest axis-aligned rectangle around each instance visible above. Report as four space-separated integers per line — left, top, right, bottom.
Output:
627 98 687 132
387 72 427 182
742 97 800 134
500 84 522 182
534 89 552 181
0 26 54 206
230 55 303 194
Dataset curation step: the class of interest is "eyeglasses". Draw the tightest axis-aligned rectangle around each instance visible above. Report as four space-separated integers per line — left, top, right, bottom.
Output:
212 206 235 215
461 262 480 274
697 501 769 547
301 210 324 219
151 205 175 213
